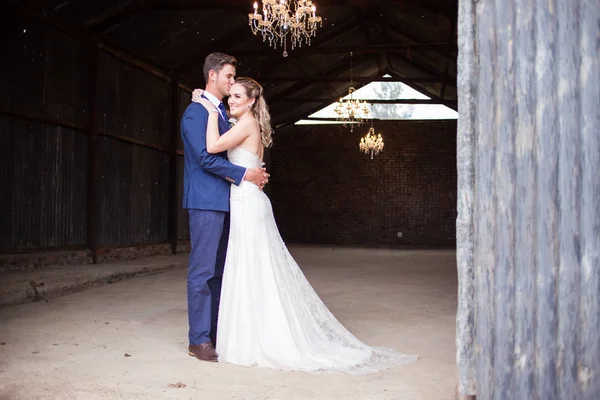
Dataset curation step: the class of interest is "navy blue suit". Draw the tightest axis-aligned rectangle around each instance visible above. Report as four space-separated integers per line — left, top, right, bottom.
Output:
180 100 246 346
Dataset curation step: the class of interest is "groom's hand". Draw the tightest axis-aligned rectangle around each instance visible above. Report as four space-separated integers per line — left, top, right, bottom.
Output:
244 167 270 190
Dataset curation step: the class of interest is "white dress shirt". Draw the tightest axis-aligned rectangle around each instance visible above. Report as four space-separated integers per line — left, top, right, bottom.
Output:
201 91 250 181
202 90 227 121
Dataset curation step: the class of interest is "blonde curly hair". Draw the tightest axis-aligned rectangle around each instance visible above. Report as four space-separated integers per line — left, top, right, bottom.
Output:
234 77 273 148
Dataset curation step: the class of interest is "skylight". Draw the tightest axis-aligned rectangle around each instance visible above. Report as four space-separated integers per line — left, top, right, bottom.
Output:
295 76 458 125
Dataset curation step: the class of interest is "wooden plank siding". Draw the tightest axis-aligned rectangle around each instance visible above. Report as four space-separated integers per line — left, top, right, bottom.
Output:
457 0 600 398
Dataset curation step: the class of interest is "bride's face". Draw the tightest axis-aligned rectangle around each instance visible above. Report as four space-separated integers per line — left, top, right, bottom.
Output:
228 83 254 118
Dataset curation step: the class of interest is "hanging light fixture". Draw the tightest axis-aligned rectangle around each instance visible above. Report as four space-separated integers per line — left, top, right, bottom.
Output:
333 52 371 132
359 122 384 159
249 0 323 57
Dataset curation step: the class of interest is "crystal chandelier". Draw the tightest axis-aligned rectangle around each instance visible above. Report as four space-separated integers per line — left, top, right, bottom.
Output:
334 87 371 132
333 52 371 132
249 0 323 57
359 127 384 159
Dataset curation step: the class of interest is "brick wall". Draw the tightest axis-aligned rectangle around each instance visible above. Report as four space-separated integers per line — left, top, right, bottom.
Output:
268 120 457 246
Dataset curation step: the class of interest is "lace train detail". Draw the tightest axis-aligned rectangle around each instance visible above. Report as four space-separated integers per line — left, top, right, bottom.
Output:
216 147 418 374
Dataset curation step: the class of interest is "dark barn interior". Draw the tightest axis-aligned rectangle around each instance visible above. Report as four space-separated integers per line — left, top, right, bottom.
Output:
0 1 462 398
1 0 458 259
1 1 598 400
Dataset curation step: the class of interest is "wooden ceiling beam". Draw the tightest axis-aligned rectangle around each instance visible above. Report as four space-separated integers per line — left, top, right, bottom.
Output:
383 24 457 58
173 25 251 73
267 53 374 100
176 16 376 82
260 16 376 62
10 0 83 37
377 20 457 103
150 0 455 9
377 8 458 107
439 13 456 99
150 0 243 10
87 0 148 34
387 68 456 109
233 43 456 56
373 23 455 107
272 96 338 129
249 16 375 82
268 54 379 125
269 69 458 127
53 0 79 11
260 75 454 84
274 98 458 106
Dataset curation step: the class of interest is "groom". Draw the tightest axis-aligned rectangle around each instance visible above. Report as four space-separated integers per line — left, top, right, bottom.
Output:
180 52 268 362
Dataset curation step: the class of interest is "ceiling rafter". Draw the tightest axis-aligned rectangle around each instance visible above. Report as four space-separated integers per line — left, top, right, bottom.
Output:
376 1 458 82
231 43 456 56
439 14 456 99
174 25 252 73
18 0 458 122
353 5 378 44
88 0 148 34
263 8 458 127
273 89 350 128
271 66 458 128
267 52 374 102
268 55 379 126
272 18 373 58
383 24 456 59
11 0 82 37
416 1 457 21
376 9 456 106
149 0 448 9
260 75 454 84
276 98 458 106
273 75 457 128
392 70 457 111
53 0 78 11
247 15 377 86
376 19 455 104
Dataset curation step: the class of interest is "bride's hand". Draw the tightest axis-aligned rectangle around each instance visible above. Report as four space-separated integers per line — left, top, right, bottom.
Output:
196 98 218 113
191 88 204 103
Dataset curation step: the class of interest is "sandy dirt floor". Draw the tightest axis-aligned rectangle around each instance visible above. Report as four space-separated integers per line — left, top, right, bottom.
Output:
0 246 458 400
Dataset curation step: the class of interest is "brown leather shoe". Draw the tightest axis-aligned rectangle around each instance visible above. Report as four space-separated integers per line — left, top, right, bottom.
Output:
188 342 218 362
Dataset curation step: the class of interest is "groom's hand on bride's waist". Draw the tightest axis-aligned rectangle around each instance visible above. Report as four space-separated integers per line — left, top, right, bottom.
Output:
244 167 270 190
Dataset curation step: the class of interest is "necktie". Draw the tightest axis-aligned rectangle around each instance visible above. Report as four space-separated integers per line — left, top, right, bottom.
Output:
218 102 228 122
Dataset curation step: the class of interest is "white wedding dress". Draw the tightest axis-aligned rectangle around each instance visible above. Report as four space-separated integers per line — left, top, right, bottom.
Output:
216 146 417 374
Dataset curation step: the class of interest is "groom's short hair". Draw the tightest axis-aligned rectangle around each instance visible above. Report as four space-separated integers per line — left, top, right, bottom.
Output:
203 52 237 82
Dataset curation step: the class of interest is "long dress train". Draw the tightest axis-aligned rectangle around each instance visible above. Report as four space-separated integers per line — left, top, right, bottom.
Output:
216 146 417 374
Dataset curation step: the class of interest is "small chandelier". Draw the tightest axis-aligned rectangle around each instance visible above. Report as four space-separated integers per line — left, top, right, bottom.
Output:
359 127 384 159
249 0 323 57
333 52 371 132
333 87 371 132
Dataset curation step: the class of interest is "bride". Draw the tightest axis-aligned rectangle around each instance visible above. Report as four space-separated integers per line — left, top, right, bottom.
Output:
192 78 417 374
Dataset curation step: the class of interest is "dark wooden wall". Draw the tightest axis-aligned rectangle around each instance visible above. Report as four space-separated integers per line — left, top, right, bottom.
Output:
0 7 191 257
269 121 457 246
0 5 458 257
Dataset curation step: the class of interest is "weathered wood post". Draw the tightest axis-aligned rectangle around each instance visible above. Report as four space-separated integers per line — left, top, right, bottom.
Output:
456 0 476 397
457 0 599 398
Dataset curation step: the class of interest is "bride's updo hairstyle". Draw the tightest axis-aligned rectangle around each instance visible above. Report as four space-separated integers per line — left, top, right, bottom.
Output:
235 77 273 148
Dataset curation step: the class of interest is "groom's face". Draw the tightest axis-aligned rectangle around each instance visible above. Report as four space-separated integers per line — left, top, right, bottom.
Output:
214 64 236 99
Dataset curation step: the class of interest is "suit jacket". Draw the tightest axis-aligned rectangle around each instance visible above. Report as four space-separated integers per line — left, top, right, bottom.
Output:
180 101 246 212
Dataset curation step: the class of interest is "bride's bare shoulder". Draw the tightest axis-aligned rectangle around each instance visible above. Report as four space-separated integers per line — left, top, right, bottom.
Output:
238 116 261 134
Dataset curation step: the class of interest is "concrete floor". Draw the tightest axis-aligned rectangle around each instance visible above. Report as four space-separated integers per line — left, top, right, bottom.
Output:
0 246 458 400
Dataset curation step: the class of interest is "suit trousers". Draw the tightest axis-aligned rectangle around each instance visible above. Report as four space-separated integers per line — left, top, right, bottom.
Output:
187 209 229 345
